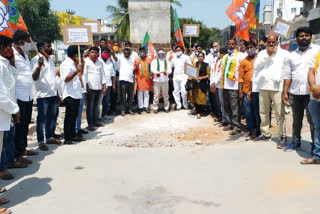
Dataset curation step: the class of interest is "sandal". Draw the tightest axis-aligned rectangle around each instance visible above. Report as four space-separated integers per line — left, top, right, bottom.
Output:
47 139 61 145
16 156 32 165
0 171 14 180
23 149 39 156
0 198 9 205
0 188 6 194
254 135 271 142
0 207 12 214
300 158 320 165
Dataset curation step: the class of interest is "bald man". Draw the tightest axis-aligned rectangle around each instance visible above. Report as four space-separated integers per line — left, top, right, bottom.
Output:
254 33 290 147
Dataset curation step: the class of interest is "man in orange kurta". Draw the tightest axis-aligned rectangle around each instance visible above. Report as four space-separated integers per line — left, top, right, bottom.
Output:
134 47 153 114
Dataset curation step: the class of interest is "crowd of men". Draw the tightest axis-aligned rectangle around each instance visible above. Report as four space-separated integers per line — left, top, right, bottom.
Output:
0 26 320 213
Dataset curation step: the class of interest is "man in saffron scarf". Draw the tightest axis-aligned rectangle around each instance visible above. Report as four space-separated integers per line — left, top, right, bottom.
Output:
219 40 246 135
134 47 153 114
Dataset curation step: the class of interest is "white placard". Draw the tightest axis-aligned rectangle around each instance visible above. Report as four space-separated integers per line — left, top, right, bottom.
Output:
274 22 290 37
68 28 89 43
185 26 198 36
84 22 98 33
184 63 199 79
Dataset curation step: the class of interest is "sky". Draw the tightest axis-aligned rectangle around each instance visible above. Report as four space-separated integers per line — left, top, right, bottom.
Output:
50 0 271 30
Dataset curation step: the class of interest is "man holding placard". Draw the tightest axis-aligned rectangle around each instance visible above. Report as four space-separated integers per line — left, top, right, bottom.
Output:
172 46 192 110
60 46 84 145
84 46 107 131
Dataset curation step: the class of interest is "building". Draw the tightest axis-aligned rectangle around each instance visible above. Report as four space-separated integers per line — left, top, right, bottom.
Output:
128 0 171 45
263 5 272 25
272 0 304 23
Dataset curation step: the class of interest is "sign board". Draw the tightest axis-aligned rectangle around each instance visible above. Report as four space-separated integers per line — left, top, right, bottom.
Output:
184 63 199 79
81 21 101 34
183 24 200 37
271 18 294 39
62 25 93 45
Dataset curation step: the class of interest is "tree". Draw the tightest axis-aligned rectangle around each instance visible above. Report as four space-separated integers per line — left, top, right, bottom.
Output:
107 0 182 40
16 0 61 41
174 18 221 52
107 0 129 40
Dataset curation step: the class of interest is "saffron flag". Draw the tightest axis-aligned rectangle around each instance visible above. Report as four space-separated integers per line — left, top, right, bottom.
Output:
174 9 185 50
226 0 258 41
0 0 28 37
142 32 157 60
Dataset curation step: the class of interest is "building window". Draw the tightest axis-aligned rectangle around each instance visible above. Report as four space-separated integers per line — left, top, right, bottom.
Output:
300 7 303 15
291 8 296 14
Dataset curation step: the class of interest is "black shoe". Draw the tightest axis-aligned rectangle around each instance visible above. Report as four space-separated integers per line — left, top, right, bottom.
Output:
73 136 85 142
121 111 125 117
165 109 170 113
146 108 150 113
154 110 158 114
76 132 83 138
79 129 88 135
128 110 135 115
64 140 74 145
138 109 142 114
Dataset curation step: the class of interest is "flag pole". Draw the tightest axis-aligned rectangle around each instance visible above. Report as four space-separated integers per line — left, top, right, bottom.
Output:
256 19 260 52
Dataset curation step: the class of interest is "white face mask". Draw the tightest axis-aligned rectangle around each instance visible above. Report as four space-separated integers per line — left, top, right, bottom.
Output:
176 51 183 57
20 42 32 52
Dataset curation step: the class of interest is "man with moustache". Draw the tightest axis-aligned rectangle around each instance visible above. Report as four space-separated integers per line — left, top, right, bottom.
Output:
282 27 320 151
32 40 61 151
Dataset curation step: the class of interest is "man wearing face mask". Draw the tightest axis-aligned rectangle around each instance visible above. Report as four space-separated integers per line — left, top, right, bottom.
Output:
151 49 172 113
254 33 289 146
208 42 220 118
12 30 38 165
112 41 122 106
282 27 320 151
239 41 259 139
218 40 245 135
31 40 61 151
171 46 192 110
134 47 153 114
99 47 116 119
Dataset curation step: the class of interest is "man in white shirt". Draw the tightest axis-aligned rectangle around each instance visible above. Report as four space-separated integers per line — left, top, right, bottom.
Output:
300 52 320 164
151 49 172 113
254 33 289 146
166 42 177 105
32 40 61 151
115 48 135 116
60 45 84 144
171 46 192 110
0 36 22 181
0 35 18 213
12 30 38 165
219 40 245 135
283 27 320 151
84 46 107 131
99 47 116 119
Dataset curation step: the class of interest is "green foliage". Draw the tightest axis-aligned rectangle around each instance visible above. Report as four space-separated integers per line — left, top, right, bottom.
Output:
16 0 61 41
107 0 129 40
174 18 221 52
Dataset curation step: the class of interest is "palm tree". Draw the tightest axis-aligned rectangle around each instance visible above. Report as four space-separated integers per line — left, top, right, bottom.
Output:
107 0 182 40
107 0 129 40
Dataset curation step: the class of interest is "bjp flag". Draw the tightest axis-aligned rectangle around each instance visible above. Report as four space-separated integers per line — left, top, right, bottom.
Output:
142 32 157 60
226 0 258 41
174 9 185 50
0 0 28 38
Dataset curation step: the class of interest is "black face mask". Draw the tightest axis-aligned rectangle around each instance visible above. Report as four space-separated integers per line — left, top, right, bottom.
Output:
298 39 311 48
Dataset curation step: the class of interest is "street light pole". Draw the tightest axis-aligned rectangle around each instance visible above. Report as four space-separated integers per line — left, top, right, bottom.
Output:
66 9 75 25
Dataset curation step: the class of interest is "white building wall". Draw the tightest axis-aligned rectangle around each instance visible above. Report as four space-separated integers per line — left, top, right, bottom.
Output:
129 0 171 43
272 0 304 23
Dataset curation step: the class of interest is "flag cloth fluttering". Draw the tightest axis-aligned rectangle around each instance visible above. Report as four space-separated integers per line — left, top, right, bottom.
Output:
0 0 28 37
173 8 185 50
226 0 259 41
142 32 157 60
